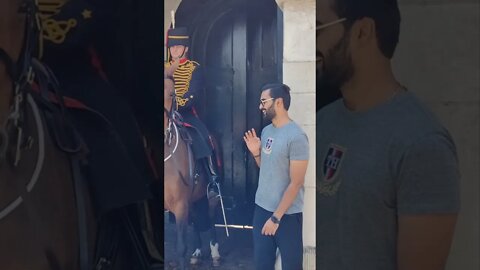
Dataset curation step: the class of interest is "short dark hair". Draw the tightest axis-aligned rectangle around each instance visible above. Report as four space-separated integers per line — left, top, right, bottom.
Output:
261 83 291 110
331 0 401 59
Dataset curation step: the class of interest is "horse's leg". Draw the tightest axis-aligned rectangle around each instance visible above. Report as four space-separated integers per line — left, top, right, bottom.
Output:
189 193 208 266
192 161 222 267
173 203 189 270
190 226 203 265
190 200 219 267
208 193 221 267
176 218 188 270
209 231 220 267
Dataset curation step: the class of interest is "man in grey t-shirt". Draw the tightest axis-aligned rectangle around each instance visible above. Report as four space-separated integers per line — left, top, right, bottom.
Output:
244 83 309 270
316 0 460 269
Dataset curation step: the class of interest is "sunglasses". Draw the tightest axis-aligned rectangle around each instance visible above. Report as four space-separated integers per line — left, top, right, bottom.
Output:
316 18 347 31
260 97 275 107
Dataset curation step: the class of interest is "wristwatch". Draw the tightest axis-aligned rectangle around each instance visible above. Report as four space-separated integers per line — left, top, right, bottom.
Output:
270 215 280 224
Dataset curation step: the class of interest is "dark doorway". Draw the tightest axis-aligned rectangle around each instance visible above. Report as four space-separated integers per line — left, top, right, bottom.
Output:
175 0 282 224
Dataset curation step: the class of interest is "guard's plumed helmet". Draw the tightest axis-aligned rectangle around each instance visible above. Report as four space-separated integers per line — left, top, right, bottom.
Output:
166 27 190 48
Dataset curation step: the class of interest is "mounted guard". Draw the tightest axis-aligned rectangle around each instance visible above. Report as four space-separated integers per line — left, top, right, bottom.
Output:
164 26 221 188
164 16 230 267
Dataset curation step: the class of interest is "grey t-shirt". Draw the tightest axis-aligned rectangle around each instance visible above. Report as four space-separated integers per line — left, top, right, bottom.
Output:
255 121 309 214
316 91 460 270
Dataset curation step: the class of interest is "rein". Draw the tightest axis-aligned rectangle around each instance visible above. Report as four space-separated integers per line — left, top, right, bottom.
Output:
164 89 179 162
163 89 195 188
0 94 45 221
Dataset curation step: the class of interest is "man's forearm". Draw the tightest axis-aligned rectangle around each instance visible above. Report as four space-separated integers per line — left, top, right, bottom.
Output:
251 148 261 167
397 214 457 270
253 154 261 167
273 182 303 219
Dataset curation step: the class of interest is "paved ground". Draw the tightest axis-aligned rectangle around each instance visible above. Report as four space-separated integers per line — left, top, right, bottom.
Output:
164 213 256 270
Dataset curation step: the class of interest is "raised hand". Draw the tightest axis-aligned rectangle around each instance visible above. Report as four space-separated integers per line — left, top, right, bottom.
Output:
165 58 180 78
243 128 261 156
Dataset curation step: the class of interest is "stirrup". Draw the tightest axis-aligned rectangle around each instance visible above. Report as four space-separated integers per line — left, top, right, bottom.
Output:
207 175 220 194
206 179 230 238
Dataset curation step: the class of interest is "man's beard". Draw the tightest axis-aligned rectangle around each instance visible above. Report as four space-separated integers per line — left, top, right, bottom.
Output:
263 106 276 122
316 69 342 111
316 33 354 111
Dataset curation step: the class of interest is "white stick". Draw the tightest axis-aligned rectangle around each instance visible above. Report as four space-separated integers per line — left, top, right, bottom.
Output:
171 10 175 29
214 224 253 230
217 184 230 237
208 182 230 237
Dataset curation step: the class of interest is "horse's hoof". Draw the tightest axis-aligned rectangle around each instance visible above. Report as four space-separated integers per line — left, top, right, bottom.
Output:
212 257 221 267
190 256 201 265
209 241 221 267
190 248 202 265
167 261 177 269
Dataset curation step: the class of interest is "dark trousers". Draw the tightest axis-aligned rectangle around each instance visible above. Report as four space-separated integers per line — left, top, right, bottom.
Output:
253 205 303 270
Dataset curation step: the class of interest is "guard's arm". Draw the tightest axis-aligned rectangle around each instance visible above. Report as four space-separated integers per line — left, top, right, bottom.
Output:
180 63 204 109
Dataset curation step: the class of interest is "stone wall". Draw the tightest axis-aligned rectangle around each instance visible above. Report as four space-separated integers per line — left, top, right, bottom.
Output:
394 1 479 269
276 0 316 251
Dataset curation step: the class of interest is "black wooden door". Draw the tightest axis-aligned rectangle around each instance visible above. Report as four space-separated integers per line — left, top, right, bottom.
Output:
176 0 281 223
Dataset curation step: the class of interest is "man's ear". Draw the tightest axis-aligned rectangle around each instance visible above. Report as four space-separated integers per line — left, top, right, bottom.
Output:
351 17 376 45
276 97 284 108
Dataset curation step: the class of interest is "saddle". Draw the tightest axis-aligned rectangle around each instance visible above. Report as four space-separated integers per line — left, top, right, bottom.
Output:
170 111 193 144
175 112 213 160
29 59 85 155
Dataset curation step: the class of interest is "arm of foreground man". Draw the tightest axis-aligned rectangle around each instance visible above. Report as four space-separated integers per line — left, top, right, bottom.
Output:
398 214 457 270
396 133 460 270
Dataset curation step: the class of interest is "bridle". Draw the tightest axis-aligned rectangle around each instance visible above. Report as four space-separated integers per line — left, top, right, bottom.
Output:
163 77 195 191
164 79 180 162
0 0 39 168
0 0 46 222
0 0 51 224
0 0 82 168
